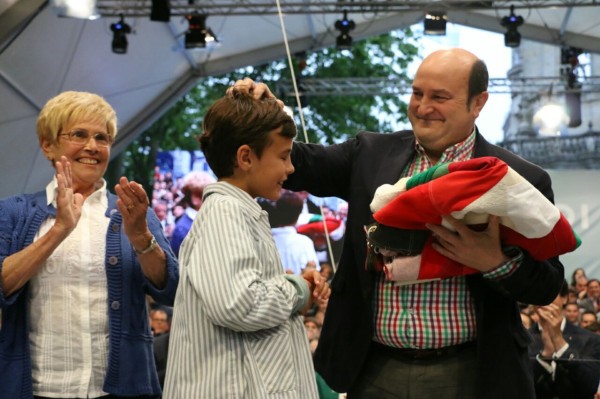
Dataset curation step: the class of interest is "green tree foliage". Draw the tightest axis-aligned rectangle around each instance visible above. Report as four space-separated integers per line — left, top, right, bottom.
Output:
107 28 419 190
286 29 418 144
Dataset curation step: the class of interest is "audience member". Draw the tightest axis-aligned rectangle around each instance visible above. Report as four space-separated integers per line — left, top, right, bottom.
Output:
575 275 589 300
567 285 579 305
581 311 598 329
564 302 581 325
297 190 323 215
0 91 179 399
150 304 172 390
304 316 322 342
230 47 565 398
163 88 330 398
585 321 600 335
153 201 174 238
319 262 334 284
579 278 600 314
151 306 171 336
296 214 345 265
570 267 587 289
529 280 600 399
311 296 329 327
169 170 215 255
271 189 320 274
154 328 171 391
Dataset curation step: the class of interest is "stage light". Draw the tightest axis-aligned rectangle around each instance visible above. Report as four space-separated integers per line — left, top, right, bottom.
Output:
424 11 447 35
110 14 131 54
51 0 99 20
334 10 355 50
151 0 171 22
501 5 524 48
185 14 218 49
561 46 584 127
533 103 569 136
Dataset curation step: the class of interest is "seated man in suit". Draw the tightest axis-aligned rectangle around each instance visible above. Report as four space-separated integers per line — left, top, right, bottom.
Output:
529 280 600 399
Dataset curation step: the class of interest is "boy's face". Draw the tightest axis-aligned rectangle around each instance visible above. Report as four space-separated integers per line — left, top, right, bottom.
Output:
247 128 295 201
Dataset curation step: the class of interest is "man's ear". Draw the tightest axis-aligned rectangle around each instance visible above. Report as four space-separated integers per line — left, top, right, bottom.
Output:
236 144 253 171
472 91 489 118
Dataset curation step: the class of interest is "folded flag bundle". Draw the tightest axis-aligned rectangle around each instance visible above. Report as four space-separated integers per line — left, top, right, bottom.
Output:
366 156 581 285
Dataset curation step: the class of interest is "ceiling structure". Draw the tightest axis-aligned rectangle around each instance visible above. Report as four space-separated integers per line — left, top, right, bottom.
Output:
1 0 599 199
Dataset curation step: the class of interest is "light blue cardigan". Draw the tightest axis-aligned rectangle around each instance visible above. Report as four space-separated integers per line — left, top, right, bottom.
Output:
0 190 179 399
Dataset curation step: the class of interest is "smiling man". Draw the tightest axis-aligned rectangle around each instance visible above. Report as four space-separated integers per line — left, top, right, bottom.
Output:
229 47 566 399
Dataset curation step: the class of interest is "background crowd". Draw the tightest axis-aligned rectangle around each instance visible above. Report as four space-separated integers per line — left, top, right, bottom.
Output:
151 163 600 399
149 127 600 399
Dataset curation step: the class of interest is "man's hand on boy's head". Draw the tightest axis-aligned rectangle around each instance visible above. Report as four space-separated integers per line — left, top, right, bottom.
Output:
229 77 285 109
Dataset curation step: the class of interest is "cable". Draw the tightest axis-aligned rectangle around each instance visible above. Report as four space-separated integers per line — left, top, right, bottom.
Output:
274 0 338 272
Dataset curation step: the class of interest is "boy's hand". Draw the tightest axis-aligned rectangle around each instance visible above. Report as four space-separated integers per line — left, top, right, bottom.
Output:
303 270 331 303
300 270 330 315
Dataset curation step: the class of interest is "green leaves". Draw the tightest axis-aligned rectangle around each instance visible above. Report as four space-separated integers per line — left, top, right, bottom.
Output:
107 28 419 189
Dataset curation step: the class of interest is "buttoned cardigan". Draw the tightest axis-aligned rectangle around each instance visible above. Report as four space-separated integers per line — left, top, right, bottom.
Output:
0 190 179 399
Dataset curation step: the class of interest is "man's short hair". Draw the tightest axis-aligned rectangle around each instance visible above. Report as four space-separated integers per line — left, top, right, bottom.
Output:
467 59 488 107
199 88 297 178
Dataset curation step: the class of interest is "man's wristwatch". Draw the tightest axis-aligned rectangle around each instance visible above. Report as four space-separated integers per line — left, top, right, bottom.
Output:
134 235 157 255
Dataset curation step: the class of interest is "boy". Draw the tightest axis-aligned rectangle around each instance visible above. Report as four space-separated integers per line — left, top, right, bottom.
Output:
163 89 330 399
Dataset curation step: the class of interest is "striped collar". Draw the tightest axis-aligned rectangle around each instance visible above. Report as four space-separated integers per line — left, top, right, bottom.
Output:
203 181 265 220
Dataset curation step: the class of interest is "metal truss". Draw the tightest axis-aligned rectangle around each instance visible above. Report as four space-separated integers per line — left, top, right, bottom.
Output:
274 76 600 97
96 1 600 17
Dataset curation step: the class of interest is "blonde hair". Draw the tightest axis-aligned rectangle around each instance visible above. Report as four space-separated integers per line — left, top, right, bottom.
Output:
36 91 117 144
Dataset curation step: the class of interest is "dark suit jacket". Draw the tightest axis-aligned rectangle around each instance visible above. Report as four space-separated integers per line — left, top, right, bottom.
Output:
153 332 170 389
529 321 600 399
285 130 565 399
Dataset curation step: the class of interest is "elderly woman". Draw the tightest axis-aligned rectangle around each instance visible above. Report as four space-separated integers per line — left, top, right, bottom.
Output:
0 91 179 399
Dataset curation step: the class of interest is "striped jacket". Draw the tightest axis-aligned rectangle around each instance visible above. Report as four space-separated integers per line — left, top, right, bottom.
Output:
164 182 318 399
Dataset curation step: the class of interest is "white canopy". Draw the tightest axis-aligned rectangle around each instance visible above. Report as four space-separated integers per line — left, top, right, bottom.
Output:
1 0 599 198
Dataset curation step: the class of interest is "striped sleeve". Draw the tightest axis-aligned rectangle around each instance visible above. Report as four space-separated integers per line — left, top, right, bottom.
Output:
186 196 301 332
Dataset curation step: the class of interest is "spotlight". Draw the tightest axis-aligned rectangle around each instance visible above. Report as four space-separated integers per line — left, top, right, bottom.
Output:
51 0 99 20
334 10 355 50
561 47 584 127
560 46 583 67
151 0 170 22
533 104 569 136
110 14 131 54
185 14 218 49
501 5 523 48
423 11 447 35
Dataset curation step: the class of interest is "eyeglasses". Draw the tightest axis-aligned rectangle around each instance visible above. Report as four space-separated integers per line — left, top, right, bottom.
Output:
58 130 113 147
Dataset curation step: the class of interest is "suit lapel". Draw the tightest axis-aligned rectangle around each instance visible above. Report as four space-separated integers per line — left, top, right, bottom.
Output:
371 133 415 192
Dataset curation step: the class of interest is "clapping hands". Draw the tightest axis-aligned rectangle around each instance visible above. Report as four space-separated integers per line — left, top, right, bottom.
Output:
54 156 84 236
